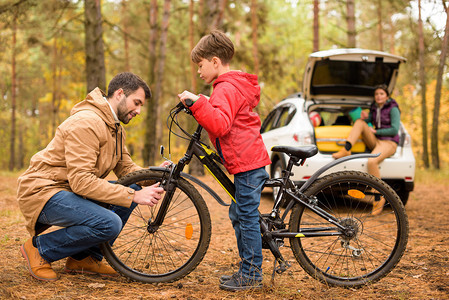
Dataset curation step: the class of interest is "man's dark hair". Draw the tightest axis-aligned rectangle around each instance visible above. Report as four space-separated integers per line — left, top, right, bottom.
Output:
191 30 234 64
107 72 151 99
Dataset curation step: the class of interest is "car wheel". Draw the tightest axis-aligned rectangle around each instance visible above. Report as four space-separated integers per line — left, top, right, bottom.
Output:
386 180 409 205
396 188 409 206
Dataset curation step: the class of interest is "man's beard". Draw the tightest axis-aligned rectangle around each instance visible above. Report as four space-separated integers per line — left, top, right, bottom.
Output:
117 97 131 124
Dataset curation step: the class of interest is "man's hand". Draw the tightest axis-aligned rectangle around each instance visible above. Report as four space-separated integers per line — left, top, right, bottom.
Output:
133 182 164 207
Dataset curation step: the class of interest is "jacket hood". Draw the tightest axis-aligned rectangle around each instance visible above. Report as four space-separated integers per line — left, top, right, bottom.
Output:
71 87 117 129
213 71 260 108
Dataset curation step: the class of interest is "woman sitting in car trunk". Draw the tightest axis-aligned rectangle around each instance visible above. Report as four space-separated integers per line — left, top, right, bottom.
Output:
332 84 401 215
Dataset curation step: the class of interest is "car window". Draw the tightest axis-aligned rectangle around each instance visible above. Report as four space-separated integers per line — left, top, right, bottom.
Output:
261 104 296 133
278 106 296 127
261 109 278 133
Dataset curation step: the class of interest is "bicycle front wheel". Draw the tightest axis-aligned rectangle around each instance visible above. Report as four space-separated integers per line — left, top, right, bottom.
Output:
100 169 212 283
289 171 408 287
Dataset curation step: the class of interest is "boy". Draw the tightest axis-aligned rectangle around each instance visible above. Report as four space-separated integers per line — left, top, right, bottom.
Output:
178 30 271 291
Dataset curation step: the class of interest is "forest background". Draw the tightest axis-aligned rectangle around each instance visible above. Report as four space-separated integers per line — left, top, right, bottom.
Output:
0 0 448 173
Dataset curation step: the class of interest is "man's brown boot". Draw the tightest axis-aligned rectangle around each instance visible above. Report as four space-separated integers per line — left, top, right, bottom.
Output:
20 238 58 281
65 256 118 277
332 148 351 159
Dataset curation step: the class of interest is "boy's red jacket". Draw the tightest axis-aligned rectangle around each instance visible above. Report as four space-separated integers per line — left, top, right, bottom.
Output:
190 71 271 174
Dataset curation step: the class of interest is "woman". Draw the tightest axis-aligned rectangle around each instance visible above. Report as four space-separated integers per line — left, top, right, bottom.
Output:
332 84 401 215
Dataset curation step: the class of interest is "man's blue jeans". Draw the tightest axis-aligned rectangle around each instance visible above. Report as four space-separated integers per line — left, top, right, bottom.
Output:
229 167 268 281
34 184 140 263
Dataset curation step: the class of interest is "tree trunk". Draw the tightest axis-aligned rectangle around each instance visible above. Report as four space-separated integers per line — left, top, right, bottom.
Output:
189 0 197 92
9 13 17 171
251 0 259 75
418 0 429 168
143 0 158 166
188 0 225 176
431 1 449 169
51 36 59 135
18 122 24 170
313 0 319 52
377 0 383 51
388 12 395 54
84 0 106 92
211 0 226 29
155 0 171 162
122 0 130 71
346 0 356 48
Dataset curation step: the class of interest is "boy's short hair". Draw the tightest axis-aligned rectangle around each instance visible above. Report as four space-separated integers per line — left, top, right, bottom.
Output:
107 72 152 99
191 30 234 64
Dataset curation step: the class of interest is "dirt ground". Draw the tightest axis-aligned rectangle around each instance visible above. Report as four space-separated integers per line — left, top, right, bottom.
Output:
1 171 448 300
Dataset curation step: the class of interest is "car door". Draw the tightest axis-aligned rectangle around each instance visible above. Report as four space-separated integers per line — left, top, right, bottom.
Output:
261 103 297 156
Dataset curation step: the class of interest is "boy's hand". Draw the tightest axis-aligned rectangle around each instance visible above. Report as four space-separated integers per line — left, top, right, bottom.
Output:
178 91 200 106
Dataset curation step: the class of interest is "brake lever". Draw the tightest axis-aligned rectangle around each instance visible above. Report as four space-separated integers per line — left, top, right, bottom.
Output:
173 101 192 115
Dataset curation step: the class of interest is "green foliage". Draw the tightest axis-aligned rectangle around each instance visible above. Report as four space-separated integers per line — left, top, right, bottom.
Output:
0 0 447 170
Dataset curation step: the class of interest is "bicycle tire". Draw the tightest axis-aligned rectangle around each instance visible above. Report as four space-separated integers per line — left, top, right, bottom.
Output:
100 169 212 283
288 171 408 287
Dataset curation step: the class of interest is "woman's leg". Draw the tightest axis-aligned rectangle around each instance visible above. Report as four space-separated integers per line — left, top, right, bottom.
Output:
365 140 397 215
333 120 377 159
367 140 398 178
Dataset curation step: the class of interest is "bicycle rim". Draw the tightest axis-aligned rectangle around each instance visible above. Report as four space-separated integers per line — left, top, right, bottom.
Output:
289 171 408 287
100 169 211 283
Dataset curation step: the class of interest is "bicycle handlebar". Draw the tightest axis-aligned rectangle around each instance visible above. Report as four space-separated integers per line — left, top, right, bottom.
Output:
173 99 194 115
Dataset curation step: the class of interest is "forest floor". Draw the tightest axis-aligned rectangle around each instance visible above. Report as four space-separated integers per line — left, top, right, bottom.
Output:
0 170 448 300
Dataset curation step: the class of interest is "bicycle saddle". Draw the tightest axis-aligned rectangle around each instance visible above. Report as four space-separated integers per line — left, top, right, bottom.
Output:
271 145 318 160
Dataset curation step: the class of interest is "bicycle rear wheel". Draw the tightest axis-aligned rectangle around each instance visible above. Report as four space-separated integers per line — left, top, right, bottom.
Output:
100 169 211 283
289 171 408 287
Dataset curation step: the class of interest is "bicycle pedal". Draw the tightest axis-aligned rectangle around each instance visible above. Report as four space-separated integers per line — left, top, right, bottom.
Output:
275 260 291 274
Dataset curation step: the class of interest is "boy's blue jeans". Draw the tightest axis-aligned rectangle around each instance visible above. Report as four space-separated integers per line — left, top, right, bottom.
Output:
34 184 140 263
229 167 268 281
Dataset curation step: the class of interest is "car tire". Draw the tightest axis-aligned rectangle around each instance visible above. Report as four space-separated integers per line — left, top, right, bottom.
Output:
385 180 410 205
396 188 409 206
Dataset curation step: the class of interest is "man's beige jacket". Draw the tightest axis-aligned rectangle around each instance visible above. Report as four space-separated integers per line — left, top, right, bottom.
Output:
17 88 141 236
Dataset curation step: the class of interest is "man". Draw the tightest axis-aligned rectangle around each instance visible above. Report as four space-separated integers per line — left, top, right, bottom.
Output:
17 72 165 281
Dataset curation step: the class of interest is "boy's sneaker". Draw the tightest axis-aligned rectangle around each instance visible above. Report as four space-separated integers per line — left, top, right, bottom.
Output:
219 273 262 291
219 273 236 284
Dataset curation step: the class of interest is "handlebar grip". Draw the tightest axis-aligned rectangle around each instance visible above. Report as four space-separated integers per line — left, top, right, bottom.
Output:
185 98 194 107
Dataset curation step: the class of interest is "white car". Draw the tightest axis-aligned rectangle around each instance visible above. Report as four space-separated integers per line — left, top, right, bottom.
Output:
261 48 415 204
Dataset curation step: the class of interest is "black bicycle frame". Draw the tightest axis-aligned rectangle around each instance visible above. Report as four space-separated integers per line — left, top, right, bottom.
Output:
151 115 380 241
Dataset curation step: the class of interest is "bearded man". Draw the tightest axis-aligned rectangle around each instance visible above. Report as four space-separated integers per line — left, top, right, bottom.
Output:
17 72 166 281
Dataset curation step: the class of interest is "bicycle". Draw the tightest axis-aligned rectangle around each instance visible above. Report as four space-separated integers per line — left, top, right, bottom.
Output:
100 101 409 288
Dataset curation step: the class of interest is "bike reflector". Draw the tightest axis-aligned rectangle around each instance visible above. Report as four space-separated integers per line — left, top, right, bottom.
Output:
348 189 365 199
185 223 193 240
